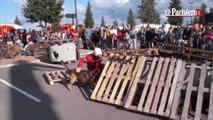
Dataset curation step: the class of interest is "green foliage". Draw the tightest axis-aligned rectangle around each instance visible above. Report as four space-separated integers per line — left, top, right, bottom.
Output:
101 16 105 27
84 1 94 28
193 17 199 24
138 0 160 24
14 16 22 26
167 0 183 25
22 0 64 28
127 8 136 26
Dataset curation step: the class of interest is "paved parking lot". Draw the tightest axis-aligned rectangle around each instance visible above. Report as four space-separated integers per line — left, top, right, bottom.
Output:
0 61 162 120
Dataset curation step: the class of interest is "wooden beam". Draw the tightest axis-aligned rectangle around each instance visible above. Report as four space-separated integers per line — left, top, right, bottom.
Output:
157 58 176 116
181 63 196 120
137 57 158 111
195 64 207 120
90 54 115 99
208 61 213 120
144 57 164 113
124 56 146 109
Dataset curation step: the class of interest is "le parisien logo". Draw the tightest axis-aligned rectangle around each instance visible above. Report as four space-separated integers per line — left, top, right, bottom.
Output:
165 8 204 17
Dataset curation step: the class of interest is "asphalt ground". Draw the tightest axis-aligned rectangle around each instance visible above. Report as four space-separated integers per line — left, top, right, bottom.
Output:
0 60 162 120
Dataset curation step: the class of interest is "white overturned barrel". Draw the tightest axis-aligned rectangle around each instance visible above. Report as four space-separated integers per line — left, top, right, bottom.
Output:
49 42 76 62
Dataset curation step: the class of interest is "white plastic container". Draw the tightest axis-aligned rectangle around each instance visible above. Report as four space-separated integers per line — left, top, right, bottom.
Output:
49 42 76 62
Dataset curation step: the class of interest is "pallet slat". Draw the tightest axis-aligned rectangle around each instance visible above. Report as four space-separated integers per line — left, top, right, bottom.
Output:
170 61 186 119
143 57 164 113
90 54 115 99
195 64 207 120
108 56 132 104
165 59 183 116
115 56 140 105
181 63 196 120
151 58 170 114
137 57 158 111
124 56 146 109
157 58 176 115
102 61 122 102
208 62 213 120
95 55 120 101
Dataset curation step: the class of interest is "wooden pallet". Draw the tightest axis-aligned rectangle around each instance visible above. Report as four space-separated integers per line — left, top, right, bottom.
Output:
90 54 212 119
156 42 213 60
124 57 183 115
44 70 69 85
108 49 159 56
123 57 212 119
90 55 144 105
178 63 212 120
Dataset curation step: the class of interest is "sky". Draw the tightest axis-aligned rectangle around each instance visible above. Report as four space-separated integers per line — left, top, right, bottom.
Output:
0 0 212 30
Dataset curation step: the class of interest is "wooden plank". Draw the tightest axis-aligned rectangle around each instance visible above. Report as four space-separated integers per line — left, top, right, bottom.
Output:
117 57 144 106
124 56 146 109
157 58 176 116
51 71 62 82
151 58 170 114
115 56 139 105
45 72 54 85
181 63 196 120
56 71 65 79
208 62 213 120
194 64 207 120
181 86 209 92
165 59 183 117
137 57 158 111
95 55 120 101
60 71 70 79
170 61 186 119
49 71 59 80
108 56 132 104
45 72 53 81
102 59 123 102
143 57 165 113
90 54 115 99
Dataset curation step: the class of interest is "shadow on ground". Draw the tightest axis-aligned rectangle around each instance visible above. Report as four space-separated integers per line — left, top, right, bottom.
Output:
10 60 64 120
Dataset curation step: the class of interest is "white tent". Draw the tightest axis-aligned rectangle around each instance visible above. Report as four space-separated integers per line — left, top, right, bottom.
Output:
135 23 171 33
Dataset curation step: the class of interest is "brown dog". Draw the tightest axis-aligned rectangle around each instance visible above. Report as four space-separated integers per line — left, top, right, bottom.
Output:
66 69 98 90
61 60 99 90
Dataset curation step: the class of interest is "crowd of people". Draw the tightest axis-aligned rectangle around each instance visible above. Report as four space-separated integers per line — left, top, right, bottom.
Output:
1 23 213 56
0 27 79 55
79 23 213 51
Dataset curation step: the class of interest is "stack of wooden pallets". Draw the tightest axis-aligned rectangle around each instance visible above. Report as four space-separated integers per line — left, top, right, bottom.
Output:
156 42 213 60
90 54 213 120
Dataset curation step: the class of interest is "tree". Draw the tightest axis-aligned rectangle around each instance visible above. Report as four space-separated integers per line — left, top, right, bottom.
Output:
14 16 22 26
101 16 105 27
167 0 183 25
193 17 199 24
22 0 64 30
199 3 207 24
51 17 61 32
113 19 118 26
127 8 136 26
84 1 94 28
210 7 213 13
138 0 160 24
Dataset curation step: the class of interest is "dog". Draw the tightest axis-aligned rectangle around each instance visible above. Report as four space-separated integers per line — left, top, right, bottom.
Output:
66 69 98 90
61 60 98 90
